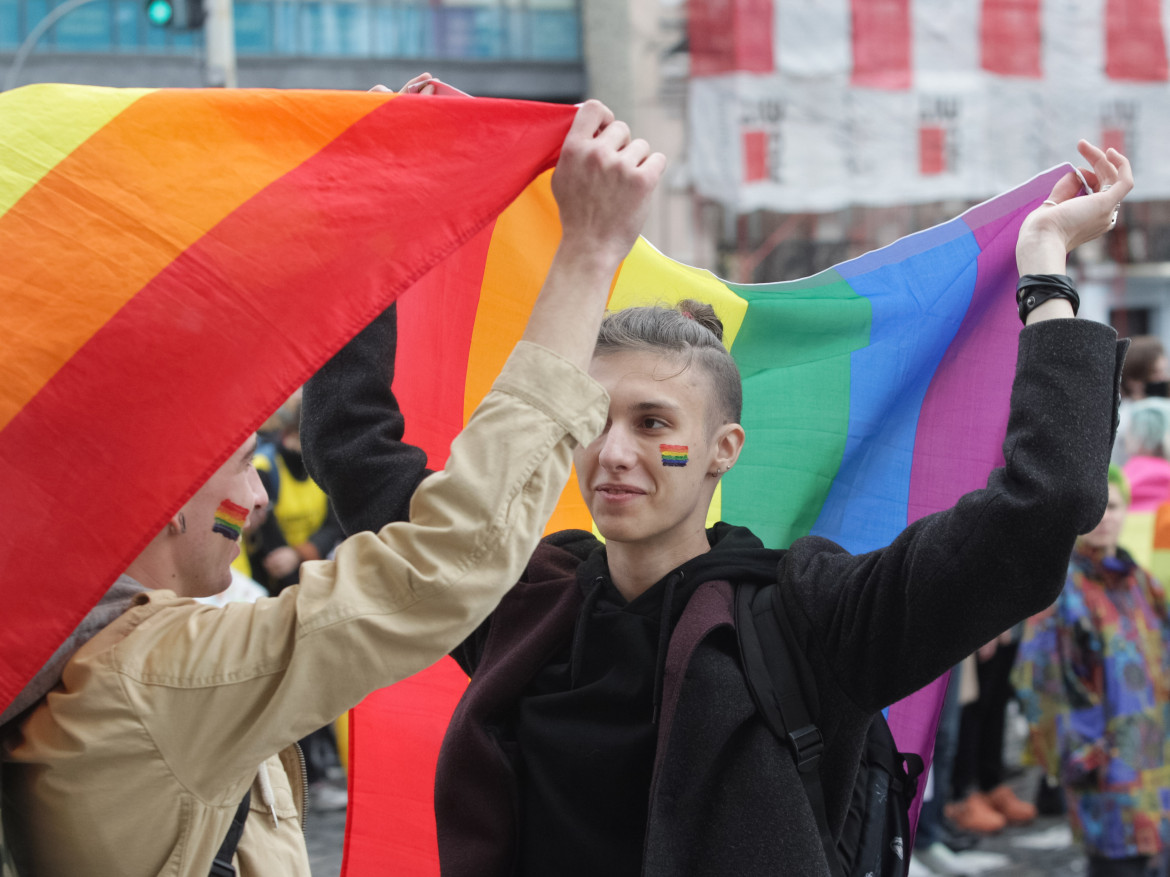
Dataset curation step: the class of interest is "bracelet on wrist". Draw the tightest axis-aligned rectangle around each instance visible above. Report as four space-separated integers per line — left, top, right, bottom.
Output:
1016 274 1080 324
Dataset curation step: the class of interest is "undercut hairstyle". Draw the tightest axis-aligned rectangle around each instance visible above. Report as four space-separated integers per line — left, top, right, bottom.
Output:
594 299 743 426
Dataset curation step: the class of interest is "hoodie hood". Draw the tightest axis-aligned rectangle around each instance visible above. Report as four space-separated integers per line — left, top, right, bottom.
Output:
571 522 784 721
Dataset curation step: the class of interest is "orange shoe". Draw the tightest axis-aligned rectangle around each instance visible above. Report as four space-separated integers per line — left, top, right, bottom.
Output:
986 784 1037 825
945 791 1007 834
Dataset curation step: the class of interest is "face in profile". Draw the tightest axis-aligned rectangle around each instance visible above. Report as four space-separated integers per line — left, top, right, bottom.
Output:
574 349 741 554
172 436 268 597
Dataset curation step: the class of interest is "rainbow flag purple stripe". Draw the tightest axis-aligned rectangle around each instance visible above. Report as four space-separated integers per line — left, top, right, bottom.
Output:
699 166 1068 815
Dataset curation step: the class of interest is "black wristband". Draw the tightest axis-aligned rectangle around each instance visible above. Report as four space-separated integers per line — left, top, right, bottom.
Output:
1017 274 1080 324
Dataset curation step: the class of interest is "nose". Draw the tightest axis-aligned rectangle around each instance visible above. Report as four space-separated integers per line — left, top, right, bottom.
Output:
249 465 269 513
597 423 637 472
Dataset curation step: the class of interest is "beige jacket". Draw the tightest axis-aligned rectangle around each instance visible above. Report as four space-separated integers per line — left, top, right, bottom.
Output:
2 342 606 877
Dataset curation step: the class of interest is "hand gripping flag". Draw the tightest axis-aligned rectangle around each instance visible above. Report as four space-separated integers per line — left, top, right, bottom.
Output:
1 83 1071 875
0 84 576 719
355 163 1076 873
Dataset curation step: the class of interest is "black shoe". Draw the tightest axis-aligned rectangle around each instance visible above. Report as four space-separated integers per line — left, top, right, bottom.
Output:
1035 777 1066 817
937 819 980 852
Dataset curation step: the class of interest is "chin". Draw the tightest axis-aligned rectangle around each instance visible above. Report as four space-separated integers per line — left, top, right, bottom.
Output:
196 573 234 599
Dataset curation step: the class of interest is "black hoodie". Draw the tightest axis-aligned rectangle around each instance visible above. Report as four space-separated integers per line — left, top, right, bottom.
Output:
507 524 780 876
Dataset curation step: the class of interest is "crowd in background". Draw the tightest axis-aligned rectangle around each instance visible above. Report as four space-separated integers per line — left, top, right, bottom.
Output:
912 335 1170 877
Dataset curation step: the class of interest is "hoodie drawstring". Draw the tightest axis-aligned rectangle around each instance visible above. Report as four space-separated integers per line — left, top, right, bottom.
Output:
257 760 279 827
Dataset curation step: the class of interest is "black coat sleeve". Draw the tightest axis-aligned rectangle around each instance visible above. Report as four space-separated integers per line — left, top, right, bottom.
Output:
301 305 433 537
775 318 1127 713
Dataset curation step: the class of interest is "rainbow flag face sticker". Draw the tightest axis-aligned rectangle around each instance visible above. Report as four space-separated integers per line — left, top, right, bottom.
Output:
660 444 689 467
212 499 248 540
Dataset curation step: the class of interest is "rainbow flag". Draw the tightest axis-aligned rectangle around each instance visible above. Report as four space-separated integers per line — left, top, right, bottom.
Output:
355 163 1074 874
0 84 575 720
1 83 1069 875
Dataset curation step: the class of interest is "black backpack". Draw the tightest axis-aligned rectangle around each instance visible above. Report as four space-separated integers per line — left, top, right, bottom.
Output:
735 582 925 877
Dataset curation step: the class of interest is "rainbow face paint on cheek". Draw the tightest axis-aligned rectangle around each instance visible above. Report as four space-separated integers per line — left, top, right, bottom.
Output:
212 499 248 540
660 444 689 467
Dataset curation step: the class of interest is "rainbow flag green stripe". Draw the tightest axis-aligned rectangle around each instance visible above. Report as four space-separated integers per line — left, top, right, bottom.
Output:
0 84 1074 872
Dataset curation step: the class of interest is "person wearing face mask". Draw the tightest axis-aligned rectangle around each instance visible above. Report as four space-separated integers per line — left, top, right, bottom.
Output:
1113 336 1169 465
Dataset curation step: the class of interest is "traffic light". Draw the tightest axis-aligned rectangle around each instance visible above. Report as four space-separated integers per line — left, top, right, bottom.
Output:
145 0 204 29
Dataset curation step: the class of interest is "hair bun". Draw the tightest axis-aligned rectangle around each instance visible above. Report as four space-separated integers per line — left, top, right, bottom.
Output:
675 299 723 342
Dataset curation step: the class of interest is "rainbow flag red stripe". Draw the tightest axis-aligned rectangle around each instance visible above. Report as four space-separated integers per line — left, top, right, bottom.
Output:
1 85 1075 875
0 85 575 721
359 162 1073 874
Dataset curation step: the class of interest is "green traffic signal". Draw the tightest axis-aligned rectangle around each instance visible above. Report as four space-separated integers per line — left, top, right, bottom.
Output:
145 0 173 26
144 0 203 29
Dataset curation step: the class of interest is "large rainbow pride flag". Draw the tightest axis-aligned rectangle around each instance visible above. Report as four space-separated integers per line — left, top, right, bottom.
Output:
355 159 1071 874
0 84 1069 874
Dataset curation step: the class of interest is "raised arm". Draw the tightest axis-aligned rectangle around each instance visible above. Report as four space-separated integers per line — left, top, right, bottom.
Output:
776 141 1132 712
301 304 429 535
1017 140 1133 322
138 102 665 784
303 100 664 534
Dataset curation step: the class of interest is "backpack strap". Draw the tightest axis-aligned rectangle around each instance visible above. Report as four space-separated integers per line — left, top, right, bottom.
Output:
735 582 843 877
209 791 251 877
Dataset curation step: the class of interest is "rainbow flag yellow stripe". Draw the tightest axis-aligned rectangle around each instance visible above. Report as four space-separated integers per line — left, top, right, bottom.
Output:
0 84 575 723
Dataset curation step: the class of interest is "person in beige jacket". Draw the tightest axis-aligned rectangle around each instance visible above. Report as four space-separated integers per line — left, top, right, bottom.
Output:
0 97 665 877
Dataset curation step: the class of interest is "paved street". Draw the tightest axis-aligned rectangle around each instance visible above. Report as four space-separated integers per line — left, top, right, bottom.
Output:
306 805 345 877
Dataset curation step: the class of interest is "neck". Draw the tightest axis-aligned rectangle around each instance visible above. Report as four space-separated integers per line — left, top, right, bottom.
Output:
606 521 712 602
125 547 191 596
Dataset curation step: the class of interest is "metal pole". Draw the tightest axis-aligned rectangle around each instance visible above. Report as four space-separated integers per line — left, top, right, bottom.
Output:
3 0 102 92
204 0 236 87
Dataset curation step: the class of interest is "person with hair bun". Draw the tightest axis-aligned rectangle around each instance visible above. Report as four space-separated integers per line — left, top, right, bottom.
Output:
303 140 1133 876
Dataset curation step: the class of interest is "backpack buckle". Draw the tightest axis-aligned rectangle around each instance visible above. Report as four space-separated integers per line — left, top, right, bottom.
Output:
787 724 823 772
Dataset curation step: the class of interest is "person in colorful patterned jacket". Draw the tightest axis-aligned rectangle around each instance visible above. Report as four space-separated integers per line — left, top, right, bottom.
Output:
1013 464 1170 877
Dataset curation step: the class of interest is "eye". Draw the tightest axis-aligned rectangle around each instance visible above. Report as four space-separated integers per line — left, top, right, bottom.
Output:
640 416 669 430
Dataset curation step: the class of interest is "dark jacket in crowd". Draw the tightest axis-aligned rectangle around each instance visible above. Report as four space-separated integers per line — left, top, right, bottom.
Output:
302 308 1125 877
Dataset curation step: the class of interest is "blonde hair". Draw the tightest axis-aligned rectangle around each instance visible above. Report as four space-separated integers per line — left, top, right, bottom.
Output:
594 299 742 425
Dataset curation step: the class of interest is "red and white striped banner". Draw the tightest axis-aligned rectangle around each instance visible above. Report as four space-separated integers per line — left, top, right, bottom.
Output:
688 0 1170 210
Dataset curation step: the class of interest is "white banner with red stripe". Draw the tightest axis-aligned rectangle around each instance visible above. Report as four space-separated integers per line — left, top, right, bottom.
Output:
688 0 1170 211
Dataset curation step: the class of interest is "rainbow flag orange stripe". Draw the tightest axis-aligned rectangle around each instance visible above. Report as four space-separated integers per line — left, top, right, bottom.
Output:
2 84 1077 875
0 85 575 722
354 161 1075 873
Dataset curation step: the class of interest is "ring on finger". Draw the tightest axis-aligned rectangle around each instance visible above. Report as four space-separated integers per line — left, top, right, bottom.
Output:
1101 183 1114 193
1042 199 1059 207
1109 204 1120 229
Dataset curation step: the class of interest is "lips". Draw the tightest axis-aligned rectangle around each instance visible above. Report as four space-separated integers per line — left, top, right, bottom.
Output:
595 483 647 497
